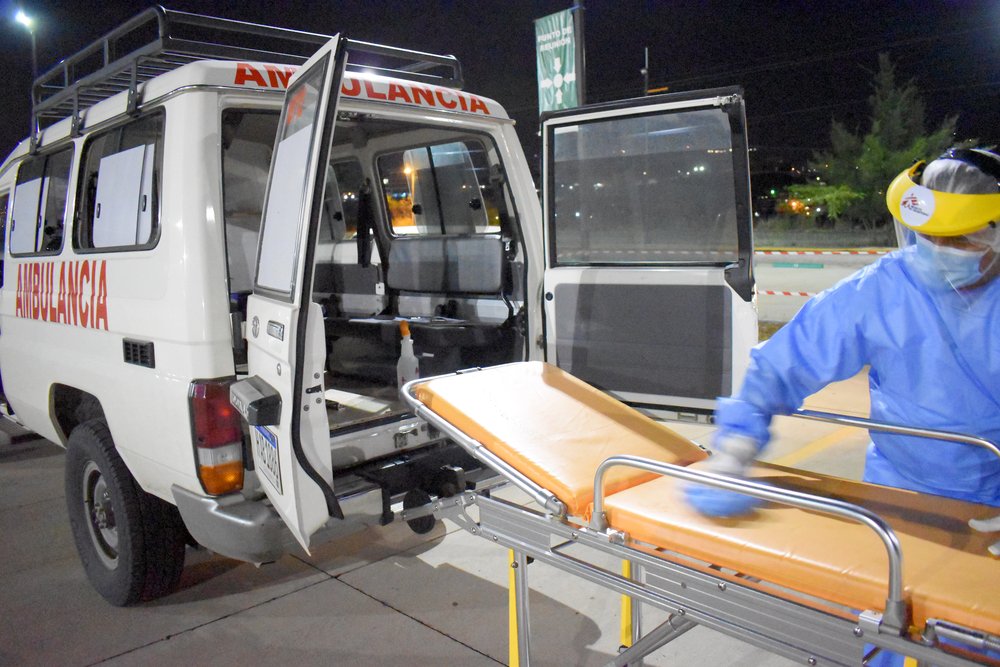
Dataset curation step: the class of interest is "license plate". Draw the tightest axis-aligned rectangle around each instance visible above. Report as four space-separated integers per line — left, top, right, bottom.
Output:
251 426 282 494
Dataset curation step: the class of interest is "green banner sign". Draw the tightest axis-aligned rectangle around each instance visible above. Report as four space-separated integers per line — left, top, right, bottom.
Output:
535 8 580 114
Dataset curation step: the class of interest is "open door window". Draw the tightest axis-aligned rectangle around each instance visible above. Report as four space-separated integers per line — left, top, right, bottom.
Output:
235 35 346 551
541 87 756 414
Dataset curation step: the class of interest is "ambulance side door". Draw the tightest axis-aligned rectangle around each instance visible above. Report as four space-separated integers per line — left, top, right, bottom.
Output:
237 36 346 551
541 88 756 414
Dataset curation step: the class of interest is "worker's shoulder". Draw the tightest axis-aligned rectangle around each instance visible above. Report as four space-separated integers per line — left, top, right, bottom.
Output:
826 248 909 296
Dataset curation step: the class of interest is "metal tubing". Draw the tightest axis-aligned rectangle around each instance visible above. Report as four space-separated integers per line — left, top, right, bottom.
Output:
606 616 697 667
514 550 532 666
793 410 1000 461
591 455 907 632
631 561 643 665
477 495 976 666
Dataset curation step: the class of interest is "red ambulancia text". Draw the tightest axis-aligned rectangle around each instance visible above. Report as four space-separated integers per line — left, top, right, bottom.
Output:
15 260 109 330
233 63 492 116
340 78 491 116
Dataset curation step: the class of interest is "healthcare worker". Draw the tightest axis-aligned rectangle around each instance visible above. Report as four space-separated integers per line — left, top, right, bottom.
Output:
685 147 1000 666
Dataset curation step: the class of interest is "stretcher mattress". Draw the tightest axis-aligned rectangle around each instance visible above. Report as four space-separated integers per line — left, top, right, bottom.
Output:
414 362 1000 636
606 466 1000 636
413 361 707 517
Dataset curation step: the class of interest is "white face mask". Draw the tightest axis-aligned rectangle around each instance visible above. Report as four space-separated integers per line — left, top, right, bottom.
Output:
912 234 991 289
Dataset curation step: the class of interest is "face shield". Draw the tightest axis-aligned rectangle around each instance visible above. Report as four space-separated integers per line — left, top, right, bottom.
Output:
886 149 1000 294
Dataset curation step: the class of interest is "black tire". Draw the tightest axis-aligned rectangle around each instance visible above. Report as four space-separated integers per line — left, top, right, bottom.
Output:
65 419 186 606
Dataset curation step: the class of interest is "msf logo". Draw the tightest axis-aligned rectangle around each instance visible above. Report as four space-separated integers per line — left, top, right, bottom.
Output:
901 192 930 218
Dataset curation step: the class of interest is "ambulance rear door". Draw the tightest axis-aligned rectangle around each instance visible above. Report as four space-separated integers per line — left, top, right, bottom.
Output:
237 35 346 551
541 87 756 414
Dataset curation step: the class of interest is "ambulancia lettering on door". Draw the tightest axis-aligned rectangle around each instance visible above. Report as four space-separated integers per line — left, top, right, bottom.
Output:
14 260 110 330
232 63 493 116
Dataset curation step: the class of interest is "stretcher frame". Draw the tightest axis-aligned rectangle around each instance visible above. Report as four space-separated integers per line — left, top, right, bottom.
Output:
401 368 1000 667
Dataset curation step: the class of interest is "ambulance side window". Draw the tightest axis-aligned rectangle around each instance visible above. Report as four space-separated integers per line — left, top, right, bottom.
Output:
75 112 164 252
378 139 502 236
10 146 73 256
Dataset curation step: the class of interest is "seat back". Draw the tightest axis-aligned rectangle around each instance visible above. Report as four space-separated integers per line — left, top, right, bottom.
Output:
387 236 504 295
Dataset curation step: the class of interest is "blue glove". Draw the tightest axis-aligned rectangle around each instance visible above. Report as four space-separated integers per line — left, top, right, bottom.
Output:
684 482 762 517
683 434 763 518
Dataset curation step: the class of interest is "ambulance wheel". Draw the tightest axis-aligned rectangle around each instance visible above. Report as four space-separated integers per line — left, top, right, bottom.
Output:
403 489 437 534
65 419 186 606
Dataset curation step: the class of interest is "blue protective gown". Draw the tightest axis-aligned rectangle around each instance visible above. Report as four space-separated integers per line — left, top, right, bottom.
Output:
718 245 1000 506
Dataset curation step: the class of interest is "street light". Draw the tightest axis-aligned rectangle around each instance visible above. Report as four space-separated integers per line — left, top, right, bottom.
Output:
15 9 37 82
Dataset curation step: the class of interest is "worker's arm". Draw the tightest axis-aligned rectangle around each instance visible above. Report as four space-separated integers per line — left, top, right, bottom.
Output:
687 270 875 516
720 277 872 448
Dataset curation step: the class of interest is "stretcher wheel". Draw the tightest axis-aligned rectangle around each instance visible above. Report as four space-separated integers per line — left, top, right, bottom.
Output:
403 489 437 534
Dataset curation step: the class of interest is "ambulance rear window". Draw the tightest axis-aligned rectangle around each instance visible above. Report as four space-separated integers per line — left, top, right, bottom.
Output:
75 112 164 252
222 109 280 293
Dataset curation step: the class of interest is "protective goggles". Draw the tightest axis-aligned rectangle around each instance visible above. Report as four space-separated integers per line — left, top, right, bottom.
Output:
886 157 1000 237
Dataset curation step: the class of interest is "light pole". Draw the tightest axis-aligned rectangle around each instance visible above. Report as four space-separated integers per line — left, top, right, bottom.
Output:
15 9 37 83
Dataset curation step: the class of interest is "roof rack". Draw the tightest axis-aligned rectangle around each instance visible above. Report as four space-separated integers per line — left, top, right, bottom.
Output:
30 6 463 146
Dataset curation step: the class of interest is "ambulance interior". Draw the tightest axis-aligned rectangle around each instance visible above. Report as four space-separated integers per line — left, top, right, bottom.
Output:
222 108 525 438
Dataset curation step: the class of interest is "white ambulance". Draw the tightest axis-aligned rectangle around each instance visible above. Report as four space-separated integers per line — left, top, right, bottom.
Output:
0 7 757 605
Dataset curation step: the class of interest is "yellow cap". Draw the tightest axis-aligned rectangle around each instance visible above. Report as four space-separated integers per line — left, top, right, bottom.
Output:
886 162 1000 237
399 320 410 338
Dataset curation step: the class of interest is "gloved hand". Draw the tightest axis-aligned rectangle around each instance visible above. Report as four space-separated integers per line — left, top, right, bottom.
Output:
683 433 763 517
969 514 1000 557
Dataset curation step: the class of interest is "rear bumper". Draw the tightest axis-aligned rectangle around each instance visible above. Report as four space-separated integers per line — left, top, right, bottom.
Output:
172 485 296 564
171 440 500 564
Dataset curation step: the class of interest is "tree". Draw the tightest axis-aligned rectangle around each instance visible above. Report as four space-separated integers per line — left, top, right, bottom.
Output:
789 54 958 230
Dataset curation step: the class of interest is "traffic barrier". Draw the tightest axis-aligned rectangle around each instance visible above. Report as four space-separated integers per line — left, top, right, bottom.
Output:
760 290 817 297
756 249 890 256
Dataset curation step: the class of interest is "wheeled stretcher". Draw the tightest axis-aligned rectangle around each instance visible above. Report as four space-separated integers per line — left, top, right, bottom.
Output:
401 362 1000 667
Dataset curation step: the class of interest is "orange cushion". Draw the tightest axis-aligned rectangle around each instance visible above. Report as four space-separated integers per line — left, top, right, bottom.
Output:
605 464 1000 635
414 362 707 517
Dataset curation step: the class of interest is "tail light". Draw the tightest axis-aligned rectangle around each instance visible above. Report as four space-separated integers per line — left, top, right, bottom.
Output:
189 379 244 495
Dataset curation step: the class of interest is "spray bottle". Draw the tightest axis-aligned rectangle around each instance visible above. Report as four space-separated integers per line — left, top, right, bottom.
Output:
397 320 420 388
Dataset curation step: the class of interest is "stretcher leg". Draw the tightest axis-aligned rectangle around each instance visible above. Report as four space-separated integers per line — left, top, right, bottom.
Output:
509 549 532 667
619 560 646 667
620 560 633 650
631 562 643 653
607 615 697 667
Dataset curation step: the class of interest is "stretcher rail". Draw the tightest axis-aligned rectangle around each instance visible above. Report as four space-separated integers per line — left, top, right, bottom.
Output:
590 455 908 633
793 409 1000 460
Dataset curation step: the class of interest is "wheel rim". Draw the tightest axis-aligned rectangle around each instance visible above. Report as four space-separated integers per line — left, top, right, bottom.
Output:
82 460 119 570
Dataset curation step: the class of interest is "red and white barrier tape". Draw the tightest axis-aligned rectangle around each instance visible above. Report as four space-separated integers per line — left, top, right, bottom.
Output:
760 290 817 297
756 249 889 256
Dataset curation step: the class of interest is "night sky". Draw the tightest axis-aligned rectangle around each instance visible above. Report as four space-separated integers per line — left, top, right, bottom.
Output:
1 0 998 175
